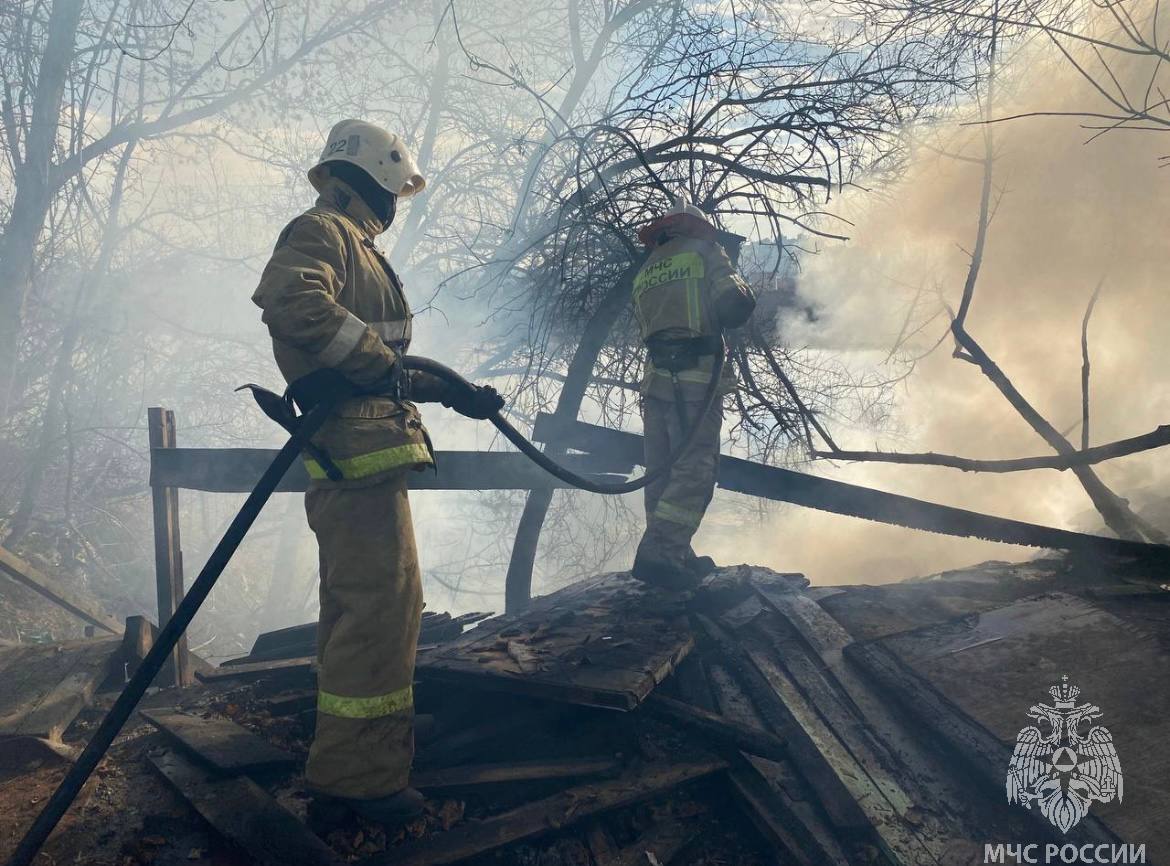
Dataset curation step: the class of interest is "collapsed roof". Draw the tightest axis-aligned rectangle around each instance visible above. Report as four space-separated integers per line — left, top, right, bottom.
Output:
0 557 1165 865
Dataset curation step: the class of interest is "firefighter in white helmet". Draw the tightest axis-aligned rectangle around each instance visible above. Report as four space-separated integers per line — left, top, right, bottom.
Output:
252 119 502 828
631 193 756 590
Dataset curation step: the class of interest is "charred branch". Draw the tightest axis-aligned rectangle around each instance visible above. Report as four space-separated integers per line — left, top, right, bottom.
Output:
813 424 1170 472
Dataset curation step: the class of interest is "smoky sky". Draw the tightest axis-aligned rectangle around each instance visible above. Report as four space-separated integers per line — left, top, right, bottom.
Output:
693 40 1170 585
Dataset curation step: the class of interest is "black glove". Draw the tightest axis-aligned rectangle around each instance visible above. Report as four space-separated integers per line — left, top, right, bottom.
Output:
444 384 505 420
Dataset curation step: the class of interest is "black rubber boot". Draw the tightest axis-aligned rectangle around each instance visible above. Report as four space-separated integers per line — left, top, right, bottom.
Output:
688 555 717 578
307 787 425 836
631 550 702 592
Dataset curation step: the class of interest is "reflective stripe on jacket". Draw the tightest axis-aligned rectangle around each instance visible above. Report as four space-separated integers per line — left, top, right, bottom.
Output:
632 230 756 401
252 177 433 484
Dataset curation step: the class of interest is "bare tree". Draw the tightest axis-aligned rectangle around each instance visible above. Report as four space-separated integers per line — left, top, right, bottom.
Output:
844 0 1169 152
801 32 1167 543
0 0 404 418
445 1 972 608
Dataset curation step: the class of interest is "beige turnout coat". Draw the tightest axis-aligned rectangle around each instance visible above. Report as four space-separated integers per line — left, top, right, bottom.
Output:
252 176 432 485
252 176 429 800
632 225 756 401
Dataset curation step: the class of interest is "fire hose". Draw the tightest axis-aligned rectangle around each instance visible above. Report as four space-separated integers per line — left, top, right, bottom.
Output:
404 352 724 494
6 351 724 866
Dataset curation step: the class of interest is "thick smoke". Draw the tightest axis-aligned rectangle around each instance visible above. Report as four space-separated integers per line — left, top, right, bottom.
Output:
696 43 1170 585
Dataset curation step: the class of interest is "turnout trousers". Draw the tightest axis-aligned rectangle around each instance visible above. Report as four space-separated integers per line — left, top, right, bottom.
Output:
304 471 423 800
636 395 723 571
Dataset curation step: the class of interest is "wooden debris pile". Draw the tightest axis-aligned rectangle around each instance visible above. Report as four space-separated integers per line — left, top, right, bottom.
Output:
164 572 776 865
121 565 958 866
3 559 1163 865
0 612 201 774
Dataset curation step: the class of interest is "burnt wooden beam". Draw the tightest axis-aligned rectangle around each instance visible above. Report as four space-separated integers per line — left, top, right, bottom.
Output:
723 761 826 866
195 656 315 685
0 546 122 635
677 642 846 866
147 407 191 687
752 585 979 860
532 414 1170 558
119 615 155 677
704 662 851 866
359 759 727 866
228 610 493 668
645 693 787 762
149 749 344 866
693 614 867 833
0 638 122 740
150 448 630 493
139 710 296 774
411 756 621 790
259 689 318 717
743 644 939 864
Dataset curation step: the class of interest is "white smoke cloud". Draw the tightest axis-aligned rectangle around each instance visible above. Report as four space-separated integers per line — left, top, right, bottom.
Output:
698 38 1170 585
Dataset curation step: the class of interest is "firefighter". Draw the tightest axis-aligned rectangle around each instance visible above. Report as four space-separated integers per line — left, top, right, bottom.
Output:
631 194 757 591
251 119 503 827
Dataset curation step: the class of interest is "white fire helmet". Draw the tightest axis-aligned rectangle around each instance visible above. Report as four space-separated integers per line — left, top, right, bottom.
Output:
308 119 426 197
665 191 708 222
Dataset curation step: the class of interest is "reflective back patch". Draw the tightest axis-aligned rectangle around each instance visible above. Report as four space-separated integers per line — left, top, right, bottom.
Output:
633 251 705 300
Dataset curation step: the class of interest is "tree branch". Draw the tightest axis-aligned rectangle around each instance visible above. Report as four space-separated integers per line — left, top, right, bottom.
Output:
1081 278 1103 451
813 424 1170 472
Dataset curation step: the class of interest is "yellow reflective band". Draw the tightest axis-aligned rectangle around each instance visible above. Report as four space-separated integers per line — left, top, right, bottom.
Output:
654 500 704 528
686 279 702 331
318 684 413 719
305 443 432 480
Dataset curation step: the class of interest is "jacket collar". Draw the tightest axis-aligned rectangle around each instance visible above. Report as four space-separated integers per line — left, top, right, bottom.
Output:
314 177 384 239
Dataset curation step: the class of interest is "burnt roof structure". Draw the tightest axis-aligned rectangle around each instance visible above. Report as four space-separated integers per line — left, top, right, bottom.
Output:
0 557 1164 866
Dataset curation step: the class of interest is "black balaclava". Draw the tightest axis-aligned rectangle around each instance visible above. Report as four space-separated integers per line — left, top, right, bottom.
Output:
327 161 398 229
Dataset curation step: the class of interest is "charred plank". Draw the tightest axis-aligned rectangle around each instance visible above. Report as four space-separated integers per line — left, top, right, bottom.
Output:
140 710 296 774
149 749 344 866
412 756 621 790
644 693 787 762
358 759 727 866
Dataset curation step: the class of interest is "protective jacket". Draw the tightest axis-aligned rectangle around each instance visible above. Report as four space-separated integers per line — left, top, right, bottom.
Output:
254 172 430 800
252 177 436 486
633 215 756 401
